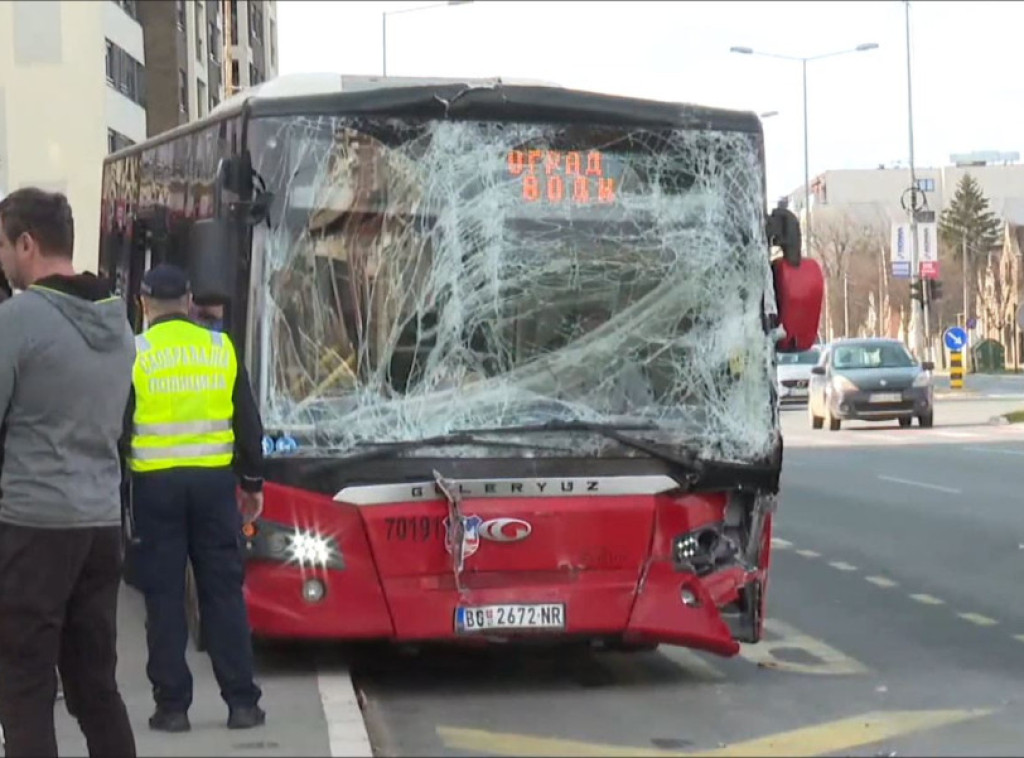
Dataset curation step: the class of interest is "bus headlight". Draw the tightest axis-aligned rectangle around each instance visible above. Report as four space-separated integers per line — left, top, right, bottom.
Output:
243 519 345 570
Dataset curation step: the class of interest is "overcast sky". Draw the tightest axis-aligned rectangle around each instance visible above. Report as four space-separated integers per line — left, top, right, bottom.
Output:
277 1 1024 201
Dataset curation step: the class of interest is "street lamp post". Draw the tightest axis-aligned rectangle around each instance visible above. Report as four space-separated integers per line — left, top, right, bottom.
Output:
730 43 879 339
383 1 472 77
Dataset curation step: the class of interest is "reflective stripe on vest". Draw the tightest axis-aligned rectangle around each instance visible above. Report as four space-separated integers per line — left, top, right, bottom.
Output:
129 320 238 473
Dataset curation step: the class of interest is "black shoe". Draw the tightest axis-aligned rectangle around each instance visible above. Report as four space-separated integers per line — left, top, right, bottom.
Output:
228 705 266 729
149 710 191 732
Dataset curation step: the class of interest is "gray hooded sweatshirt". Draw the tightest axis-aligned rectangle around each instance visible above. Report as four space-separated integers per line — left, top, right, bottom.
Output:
0 274 135 528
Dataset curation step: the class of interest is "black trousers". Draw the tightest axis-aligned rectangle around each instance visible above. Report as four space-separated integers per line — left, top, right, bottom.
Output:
131 467 261 714
0 523 136 758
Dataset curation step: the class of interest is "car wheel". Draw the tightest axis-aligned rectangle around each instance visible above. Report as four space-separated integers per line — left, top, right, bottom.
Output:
918 413 934 428
898 417 912 428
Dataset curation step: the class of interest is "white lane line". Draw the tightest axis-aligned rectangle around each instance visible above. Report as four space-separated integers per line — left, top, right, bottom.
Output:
771 538 794 549
796 549 821 558
933 430 982 439
1013 634 1024 644
957 612 999 627
317 667 374 757
865 576 898 588
909 593 945 606
828 561 858 572
877 475 961 494
963 446 1024 457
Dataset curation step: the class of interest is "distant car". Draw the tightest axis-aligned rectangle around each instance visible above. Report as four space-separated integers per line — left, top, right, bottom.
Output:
807 338 934 430
776 346 822 404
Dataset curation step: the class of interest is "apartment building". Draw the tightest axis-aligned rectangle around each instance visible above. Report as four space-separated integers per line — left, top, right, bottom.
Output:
140 0 278 137
787 152 1024 229
0 0 147 270
0 0 278 272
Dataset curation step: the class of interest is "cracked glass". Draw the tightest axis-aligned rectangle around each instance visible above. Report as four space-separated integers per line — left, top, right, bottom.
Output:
246 114 776 463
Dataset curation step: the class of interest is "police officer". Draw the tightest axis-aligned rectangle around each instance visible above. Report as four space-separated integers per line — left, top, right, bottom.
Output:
126 263 266 732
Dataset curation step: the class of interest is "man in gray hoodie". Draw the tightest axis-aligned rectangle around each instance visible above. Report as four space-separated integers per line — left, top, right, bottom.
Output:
0 188 137 757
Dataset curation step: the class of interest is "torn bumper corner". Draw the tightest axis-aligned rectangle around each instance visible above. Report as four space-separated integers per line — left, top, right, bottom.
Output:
624 561 747 657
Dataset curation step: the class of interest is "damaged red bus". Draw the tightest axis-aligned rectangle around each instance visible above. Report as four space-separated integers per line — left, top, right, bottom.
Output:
101 74 822 657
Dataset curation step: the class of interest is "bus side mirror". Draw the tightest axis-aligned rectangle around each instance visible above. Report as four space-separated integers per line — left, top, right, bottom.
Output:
772 256 824 353
187 218 236 303
766 204 802 265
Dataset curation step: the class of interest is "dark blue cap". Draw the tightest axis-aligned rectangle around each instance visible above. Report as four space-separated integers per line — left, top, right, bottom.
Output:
141 264 190 300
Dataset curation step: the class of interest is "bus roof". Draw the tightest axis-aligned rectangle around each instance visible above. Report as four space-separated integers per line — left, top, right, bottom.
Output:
104 73 763 163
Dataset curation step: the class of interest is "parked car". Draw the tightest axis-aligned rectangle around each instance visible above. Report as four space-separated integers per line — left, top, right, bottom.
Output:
807 338 934 430
776 345 822 404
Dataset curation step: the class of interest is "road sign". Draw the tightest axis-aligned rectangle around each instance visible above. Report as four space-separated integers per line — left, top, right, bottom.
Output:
920 260 939 279
891 261 910 278
967 317 977 330
944 326 968 352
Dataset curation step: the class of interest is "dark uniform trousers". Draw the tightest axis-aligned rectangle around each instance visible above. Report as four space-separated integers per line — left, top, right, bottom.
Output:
132 465 261 713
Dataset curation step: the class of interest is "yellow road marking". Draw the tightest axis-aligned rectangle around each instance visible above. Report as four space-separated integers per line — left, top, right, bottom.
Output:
828 561 857 571
958 612 998 627
737 618 868 675
865 576 898 588
795 549 820 558
909 593 945 605
436 709 993 757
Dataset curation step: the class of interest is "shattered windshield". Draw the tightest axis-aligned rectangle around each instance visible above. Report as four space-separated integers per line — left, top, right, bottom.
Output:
246 114 776 462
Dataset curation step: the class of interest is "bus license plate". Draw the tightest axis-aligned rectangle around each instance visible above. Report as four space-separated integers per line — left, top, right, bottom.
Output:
870 393 902 403
455 603 566 632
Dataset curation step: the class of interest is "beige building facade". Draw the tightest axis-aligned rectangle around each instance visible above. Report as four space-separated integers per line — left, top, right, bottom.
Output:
0 0 278 273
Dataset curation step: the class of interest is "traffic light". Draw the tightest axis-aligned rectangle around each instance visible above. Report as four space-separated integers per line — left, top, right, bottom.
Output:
924 279 943 301
910 279 923 304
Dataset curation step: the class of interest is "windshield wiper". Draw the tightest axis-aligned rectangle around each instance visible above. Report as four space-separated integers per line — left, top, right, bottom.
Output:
336 432 574 465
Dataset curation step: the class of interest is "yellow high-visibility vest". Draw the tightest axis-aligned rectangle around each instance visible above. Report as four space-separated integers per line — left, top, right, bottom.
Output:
129 319 238 473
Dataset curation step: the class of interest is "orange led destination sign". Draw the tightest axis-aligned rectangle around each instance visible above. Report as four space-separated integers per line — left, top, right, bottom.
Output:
506 149 616 205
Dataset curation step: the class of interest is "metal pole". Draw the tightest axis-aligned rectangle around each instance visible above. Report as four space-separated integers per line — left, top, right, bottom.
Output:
382 13 388 76
802 58 811 262
904 0 925 360
844 271 850 336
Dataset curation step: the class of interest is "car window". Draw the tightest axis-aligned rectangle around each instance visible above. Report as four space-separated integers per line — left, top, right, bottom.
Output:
832 343 915 369
778 348 821 366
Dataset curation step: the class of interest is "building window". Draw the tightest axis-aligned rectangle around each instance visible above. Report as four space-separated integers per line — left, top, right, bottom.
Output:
210 91 219 112
230 0 238 45
230 60 240 92
105 40 115 83
269 19 276 69
105 39 145 107
111 0 138 20
195 3 204 60
250 2 263 41
107 128 135 154
208 21 219 62
178 68 189 116
916 177 935 192
176 0 186 29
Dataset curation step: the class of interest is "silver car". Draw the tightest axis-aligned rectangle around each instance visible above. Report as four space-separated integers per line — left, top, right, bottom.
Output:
808 338 934 430
776 346 821 404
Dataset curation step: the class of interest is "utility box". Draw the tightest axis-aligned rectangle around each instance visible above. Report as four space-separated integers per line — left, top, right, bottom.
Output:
972 339 1005 372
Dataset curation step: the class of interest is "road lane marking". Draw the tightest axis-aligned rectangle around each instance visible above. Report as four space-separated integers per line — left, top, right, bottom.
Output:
795 549 821 558
770 538 794 549
910 593 945 605
737 618 868 675
877 475 961 494
1013 634 1024 643
316 666 374 757
957 612 999 627
436 709 993 757
963 446 1024 456
865 576 898 588
828 561 857 571
934 430 981 439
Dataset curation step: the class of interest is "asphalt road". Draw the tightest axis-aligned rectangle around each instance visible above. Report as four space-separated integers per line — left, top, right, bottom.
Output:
35 390 1024 757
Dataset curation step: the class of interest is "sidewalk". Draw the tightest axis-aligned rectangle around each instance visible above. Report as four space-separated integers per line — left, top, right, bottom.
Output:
933 372 1024 400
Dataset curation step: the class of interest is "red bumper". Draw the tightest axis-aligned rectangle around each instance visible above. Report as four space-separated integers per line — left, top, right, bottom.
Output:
243 483 771 657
